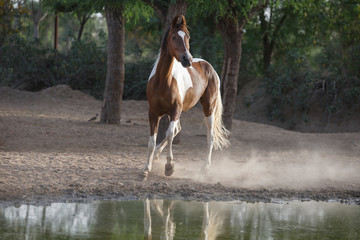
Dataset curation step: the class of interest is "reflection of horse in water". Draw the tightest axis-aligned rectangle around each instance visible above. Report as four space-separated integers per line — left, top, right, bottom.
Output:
144 199 175 240
143 199 223 240
201 202 223 240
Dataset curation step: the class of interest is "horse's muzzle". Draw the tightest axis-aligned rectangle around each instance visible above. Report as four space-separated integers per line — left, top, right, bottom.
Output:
180 55 192 68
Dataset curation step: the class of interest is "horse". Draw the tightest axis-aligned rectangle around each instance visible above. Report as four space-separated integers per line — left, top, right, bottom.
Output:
143 15 230 179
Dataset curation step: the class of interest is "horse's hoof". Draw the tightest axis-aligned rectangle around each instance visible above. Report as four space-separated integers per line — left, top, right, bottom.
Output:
143 170 149 181
165 163 175 176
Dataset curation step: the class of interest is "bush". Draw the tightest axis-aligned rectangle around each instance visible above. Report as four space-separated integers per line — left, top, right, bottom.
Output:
124 60 153 100
262 47 360 124
63 41 107 99
0 36 58 90
263 49 313 122
0 34 154 100
0 35 107 98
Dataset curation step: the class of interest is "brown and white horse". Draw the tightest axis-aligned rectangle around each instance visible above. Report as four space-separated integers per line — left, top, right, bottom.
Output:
144 15 229 178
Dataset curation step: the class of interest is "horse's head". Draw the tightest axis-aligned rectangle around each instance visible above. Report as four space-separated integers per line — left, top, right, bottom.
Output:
166 15 193 68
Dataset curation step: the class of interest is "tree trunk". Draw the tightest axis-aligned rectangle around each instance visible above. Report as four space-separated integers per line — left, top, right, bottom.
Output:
54 12 58 50
218 2 269 131
218 15 243 131
144 0 187 144
77 20 85 41
29 0 47 40
77 14 90 41
162 0 187 31
34 23 40 39
260 9 287 71
100 5 125 124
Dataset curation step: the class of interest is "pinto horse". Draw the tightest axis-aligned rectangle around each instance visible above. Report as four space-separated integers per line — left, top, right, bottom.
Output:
143 15 230 178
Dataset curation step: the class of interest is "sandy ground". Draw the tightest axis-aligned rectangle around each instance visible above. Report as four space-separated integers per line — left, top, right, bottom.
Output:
0 85 360 205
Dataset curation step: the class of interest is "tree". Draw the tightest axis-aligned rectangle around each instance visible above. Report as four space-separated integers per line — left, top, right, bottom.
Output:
100 3 125 124
259 3 288 71
70 1 98 41
101 0 153 124
43 0 79 49
25 0 48 40
44 0 125 123
192 0 269 130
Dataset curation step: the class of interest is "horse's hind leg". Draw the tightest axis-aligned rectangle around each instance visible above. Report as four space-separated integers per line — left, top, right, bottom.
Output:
203 113 214 172
143 111 160 178
154 119 181 160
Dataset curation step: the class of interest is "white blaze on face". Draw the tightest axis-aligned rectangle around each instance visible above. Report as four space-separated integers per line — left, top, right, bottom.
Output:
178 30 192 60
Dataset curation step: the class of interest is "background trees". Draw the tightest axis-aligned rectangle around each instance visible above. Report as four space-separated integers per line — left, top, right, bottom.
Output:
0 0 359 131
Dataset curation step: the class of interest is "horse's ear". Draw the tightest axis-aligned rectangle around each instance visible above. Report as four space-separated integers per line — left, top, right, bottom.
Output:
172 15 186 28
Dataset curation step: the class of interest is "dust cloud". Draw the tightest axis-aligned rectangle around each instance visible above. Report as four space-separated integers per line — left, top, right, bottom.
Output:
159 148 360 190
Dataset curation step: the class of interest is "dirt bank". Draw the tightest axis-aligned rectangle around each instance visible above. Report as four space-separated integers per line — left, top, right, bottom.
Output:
0 85 359 205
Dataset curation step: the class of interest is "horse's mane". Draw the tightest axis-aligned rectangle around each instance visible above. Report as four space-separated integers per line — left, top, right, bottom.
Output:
161 28 170 52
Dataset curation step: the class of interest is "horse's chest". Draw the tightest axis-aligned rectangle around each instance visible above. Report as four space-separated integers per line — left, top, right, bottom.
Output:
172 61 193 103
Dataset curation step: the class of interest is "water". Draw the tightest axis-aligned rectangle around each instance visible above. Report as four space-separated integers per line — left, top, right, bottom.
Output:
0 200 359 240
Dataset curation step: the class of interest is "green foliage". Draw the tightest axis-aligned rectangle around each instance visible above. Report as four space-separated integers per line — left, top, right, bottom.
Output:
63 40 107 98
0 35 57 90
262 45 360 123
123 15 160 100
0 34 107 98
0 0 28 46
186 15 224 73
262 49 312 122
189 0 269 20
123 0 154 23
240 0 360 125
123 60 153 100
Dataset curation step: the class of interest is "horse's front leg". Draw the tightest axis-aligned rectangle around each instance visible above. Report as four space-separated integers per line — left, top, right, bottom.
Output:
143 111 160 179
143 199 152 239
164 119 181 176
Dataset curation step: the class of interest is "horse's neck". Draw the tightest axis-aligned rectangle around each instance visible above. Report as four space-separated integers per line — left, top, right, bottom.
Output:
154 52 174 86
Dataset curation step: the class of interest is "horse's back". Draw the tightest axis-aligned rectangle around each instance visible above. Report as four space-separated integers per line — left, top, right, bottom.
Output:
191 58 220 90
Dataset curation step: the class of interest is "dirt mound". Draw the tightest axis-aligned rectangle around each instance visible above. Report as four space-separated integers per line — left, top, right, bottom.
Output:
39 85 96 102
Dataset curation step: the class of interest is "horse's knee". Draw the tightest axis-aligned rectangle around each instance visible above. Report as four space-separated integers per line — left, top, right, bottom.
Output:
176 121 181 133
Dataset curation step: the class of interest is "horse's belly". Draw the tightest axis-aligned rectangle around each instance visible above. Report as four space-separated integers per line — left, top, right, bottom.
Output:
182 89 202 111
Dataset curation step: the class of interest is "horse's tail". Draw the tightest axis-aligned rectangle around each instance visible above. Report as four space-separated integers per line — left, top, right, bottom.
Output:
212 90 230 150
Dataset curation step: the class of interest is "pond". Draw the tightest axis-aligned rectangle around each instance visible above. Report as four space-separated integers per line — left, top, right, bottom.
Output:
0 199 359 239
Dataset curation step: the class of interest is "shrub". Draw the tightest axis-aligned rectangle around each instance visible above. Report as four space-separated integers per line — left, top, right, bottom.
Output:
262 47 360 125
0 34 154 100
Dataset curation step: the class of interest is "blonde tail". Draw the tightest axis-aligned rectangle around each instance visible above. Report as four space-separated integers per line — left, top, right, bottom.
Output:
212 91 230 150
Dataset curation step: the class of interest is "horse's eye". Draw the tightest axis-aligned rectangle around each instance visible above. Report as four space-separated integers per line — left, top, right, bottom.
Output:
172 36 176 40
